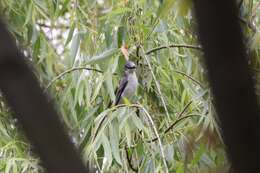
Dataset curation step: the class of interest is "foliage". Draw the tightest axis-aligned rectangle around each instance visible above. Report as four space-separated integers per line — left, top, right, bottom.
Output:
0 0 259 172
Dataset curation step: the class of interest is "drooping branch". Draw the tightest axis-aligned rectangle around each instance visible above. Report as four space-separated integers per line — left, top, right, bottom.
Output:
145 44 202 55
45 67 103 91
173 70 205 88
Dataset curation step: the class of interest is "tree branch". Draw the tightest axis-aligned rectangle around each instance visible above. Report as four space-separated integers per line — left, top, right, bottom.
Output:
145 44 202 55
173 70 205 88
45 67 103 91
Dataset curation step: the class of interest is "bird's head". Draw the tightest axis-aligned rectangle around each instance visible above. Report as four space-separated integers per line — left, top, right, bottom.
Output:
124 61 136 73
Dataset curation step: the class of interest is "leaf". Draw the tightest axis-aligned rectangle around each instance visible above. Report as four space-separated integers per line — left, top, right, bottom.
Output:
101 134 113 170
131 112 145 130
91 76 104 103
125 123 132 147
85 48 118 65
65 22 75 46
24 2 33 26
109 119 122 165
104 71 115 103
191 144 205 166
99 7 132 20
74 74 85 107
117 26 127 48
165 144 175 162
70 32 82 65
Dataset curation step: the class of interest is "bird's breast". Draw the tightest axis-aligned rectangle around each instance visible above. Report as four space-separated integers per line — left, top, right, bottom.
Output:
122 73 138 98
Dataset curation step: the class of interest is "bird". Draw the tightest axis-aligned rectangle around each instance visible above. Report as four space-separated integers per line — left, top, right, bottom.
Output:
114 61 138 105
93 61 138 140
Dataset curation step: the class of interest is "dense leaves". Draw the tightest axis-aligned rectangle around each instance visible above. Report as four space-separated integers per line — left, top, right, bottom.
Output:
0 0 259 172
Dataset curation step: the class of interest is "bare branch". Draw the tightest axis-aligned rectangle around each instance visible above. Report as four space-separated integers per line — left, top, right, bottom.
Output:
45 67 103 91
145 44 202 55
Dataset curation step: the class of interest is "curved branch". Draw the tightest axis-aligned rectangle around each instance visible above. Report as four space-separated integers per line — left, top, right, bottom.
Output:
173 70 204 88
45 67 103 91
148 115 200 143
145 44 202 55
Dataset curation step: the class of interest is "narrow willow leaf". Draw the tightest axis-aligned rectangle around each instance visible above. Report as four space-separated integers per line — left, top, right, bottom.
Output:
165 144 175 162
70 33 81 65
191 144 205 166
109 119 122 165
131 112 145 130
74 74 85 107
101 134 113 170
65 22 75 46
91 76 104 103
85 48 118 65
99 7 132 20
104 71 115 103
117 26 127 48
124 122 132 146
24 2 33 26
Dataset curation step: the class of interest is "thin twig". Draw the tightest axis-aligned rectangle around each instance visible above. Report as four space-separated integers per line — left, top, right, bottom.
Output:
148 115 200 143
164 115 199 134
37 22 70 29
148 101 193 143
45 67 103 91
145 44 202 55
176 100 193 119
173 70 204 88
141 46 171 124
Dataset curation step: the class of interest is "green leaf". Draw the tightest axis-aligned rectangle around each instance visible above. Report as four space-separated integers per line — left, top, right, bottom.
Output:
70 32 82 65
24 2 33 26
117 26 127 48
131 112 145 130
99 7 132 20
91 76 104 103
109 119 122 165
101 134 113 170
84 48 118 65
104 71 115 103
65 22 75 46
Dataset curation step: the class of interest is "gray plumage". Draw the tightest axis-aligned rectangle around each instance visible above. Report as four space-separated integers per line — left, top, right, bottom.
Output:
115 61 138 105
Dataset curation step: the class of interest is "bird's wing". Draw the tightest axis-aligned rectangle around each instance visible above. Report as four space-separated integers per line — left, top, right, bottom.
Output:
115 75 128 105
